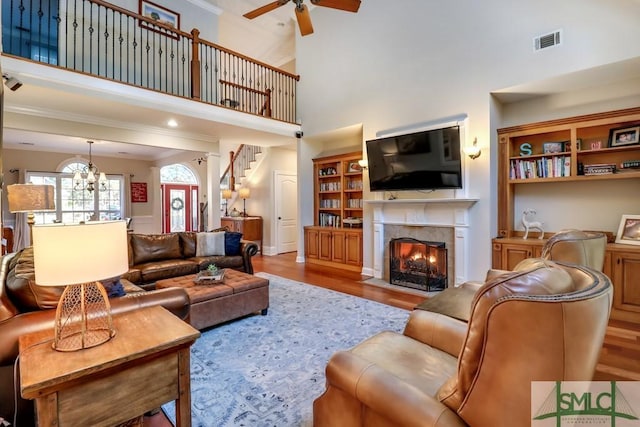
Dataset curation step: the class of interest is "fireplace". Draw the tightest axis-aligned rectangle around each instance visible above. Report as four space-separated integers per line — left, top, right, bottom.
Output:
389 238 447 291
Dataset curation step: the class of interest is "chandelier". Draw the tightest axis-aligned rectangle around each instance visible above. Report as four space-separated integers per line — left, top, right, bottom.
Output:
73 141 108 192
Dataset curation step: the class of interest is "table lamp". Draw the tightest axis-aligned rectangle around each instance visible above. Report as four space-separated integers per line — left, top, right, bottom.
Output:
32 221 129 351
222 189 233 216
7 183 55 244
239 187 250 217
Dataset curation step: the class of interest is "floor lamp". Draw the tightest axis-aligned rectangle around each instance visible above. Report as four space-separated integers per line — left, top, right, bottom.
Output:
7 183 55 245
32 221 129 351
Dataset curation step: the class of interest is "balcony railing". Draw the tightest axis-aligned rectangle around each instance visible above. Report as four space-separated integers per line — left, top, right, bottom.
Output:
2 0 299 123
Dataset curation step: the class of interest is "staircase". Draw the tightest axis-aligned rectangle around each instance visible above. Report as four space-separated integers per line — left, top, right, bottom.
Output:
220 144 263 214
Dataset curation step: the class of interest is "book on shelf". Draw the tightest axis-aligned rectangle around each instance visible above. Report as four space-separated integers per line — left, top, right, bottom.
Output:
510 155 570 179
620 160 640 169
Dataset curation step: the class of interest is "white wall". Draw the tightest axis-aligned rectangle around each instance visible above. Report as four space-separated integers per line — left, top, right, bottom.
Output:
295 0 640 280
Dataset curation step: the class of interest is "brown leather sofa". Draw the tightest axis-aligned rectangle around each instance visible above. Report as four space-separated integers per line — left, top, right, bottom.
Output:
313 259 613 427
122 231 259 289
0 248 191 426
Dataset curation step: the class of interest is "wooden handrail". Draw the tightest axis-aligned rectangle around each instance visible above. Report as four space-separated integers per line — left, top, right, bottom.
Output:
199 38 300 81
87 0 194 39
220 80 268 96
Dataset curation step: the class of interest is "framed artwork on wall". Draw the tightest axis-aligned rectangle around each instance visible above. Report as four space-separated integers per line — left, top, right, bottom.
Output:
139 0 180 37
615 214 640 245
131 182 148 203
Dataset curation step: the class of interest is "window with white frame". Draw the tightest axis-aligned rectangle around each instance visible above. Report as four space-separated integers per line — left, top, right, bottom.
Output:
26 162 125 224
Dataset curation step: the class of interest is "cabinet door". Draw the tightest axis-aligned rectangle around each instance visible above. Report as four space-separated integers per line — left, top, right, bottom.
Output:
501 243 534 271
241 218 261 241
318 230 333 261
611 251 640 323
331 230 346 263
345 232 362 266
305 229 319 260
221 218 235 231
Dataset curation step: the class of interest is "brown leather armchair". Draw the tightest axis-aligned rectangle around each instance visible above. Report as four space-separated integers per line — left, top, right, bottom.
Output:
415 229 608 322
0 250 191 426
314 259 612 427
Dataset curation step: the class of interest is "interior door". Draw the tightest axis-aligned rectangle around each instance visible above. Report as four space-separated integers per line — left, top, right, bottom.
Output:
275 171 297 254
163 184 196 232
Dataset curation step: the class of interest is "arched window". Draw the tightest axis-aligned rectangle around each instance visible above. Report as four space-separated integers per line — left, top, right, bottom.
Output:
160 163 198 184
26 159 125 224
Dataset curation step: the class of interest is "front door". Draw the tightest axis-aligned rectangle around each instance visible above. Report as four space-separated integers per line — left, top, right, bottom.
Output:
163 184 197 232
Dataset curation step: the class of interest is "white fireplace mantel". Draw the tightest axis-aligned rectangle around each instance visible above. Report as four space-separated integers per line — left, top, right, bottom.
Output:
365 198 478 286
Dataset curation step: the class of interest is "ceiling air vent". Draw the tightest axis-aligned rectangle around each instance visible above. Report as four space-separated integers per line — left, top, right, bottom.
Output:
534 30 562 51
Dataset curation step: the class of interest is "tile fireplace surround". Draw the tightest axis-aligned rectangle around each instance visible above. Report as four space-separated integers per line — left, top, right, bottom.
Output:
366 198 478 287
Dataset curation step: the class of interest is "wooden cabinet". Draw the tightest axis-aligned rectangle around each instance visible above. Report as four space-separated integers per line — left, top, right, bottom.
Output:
609 246 640 323
221 216 263 253
492 239 544 271
304 226 363 272
304 151 364 271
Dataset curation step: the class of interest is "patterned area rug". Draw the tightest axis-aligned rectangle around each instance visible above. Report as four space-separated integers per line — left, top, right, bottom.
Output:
163 272 410 427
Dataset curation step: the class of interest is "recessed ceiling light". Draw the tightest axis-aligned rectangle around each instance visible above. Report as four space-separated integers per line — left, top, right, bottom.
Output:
167 119 178 127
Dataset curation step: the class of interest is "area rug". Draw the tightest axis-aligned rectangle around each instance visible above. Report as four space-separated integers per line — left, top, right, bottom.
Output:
163 272 410 427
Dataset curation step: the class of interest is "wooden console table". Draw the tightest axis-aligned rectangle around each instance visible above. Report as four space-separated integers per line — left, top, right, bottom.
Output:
221 216 263 254
19 306 200 427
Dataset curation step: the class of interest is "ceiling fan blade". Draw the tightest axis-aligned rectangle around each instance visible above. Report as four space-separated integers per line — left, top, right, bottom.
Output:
295 4 314 36
310 0 361 13
243 0 290 20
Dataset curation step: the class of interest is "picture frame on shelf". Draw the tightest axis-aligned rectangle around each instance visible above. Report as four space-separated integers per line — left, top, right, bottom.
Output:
542 141 566 154
139 0 180 38
609 126 640 147
347 161 362 173
615 214 640 245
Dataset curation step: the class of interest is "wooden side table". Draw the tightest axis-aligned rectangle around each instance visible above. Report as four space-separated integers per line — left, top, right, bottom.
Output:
19 306 200 427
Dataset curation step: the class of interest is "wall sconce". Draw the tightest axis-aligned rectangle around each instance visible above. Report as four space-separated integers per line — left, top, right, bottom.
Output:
357 159 368 170
238 187 250 217
465 137 482 160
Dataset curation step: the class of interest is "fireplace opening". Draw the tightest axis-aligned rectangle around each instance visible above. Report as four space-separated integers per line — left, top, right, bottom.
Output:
389 238 447 291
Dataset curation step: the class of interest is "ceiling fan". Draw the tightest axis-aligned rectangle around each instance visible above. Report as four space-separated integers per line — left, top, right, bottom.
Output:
243 0 361 36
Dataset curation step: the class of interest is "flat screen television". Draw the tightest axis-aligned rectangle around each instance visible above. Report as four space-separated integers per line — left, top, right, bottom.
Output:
365 125 462 192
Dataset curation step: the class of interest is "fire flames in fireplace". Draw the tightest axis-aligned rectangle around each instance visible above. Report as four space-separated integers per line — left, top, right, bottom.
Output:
389 238 447 291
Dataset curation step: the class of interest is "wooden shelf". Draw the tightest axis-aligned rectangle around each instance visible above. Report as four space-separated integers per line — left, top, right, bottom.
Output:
306 151 363 270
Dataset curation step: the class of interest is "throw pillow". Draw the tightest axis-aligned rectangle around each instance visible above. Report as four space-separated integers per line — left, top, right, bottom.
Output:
196 231 226 256
225 231 243 256
101 277 126 298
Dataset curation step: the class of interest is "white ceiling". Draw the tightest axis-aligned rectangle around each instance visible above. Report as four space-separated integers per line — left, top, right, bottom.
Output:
2 0 299 161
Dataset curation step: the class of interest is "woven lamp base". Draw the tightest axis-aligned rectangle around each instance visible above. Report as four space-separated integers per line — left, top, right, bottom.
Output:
53 281 116 352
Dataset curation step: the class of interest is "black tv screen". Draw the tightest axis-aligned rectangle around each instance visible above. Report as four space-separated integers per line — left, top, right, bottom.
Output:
365 126 462 191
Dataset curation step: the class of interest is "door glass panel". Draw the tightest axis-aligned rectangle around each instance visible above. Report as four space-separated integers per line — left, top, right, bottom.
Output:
170 189 186 232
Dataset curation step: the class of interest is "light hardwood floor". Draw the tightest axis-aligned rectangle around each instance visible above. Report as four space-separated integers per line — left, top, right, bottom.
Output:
144 252 640 426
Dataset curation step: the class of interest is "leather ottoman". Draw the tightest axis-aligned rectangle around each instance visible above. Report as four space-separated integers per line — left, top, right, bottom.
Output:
155 270 269 330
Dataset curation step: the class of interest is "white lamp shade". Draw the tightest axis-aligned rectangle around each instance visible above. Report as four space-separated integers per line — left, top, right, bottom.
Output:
33 221 129 286
7 184 55 212
222 189 233 200
239 188 250 199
